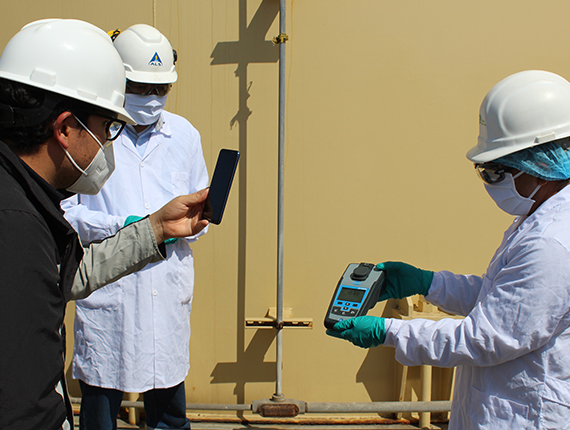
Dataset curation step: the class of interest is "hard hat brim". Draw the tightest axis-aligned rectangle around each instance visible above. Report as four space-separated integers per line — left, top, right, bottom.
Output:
0 70 136 125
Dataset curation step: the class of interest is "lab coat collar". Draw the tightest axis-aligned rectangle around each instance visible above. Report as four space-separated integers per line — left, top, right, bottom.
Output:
123 113 172 139
156 114 172 137
121 113 172 159
516 183 570 228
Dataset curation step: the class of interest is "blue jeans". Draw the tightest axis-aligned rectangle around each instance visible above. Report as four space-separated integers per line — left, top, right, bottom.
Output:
79 380 191 430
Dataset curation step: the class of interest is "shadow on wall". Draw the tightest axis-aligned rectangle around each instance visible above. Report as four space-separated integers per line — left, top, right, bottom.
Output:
210 329 276 389
354 304 400 402
209 0 279 408
356 304 455 406
357 345 398 402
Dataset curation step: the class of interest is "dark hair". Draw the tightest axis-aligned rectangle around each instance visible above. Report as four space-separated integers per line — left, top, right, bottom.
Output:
0 78 95 154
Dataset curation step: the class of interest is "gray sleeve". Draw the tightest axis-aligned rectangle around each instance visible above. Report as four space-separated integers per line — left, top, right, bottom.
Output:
67 217 165 301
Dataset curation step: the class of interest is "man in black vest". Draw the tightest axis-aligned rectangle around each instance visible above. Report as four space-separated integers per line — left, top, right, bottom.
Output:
0 19 209 430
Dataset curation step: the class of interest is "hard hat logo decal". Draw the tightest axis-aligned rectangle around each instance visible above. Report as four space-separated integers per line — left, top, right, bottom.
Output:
148 52 163 67
479 114 486 126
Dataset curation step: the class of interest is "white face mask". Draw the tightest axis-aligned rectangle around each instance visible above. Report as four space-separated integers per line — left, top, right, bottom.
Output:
484 171 541 216
62 115 115 195
124 94 167 126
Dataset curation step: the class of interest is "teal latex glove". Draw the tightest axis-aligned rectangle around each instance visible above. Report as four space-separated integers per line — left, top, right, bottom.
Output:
124 215 179 245
326 316 386 348
376 261 434 301
124 215 144 226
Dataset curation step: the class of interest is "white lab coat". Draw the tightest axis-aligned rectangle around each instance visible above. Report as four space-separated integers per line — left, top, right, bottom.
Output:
384 184 570 429
61 111 209 392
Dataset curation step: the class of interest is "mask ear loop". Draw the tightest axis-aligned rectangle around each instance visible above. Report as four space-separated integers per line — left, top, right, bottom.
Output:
512 171 541 199
528 184 541 200
60 115 106 177
73 114 105 150
60 146 87 176
513 171 525 179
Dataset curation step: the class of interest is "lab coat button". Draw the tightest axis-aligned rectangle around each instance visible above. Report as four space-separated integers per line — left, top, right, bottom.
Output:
145 203 150 209
141 162 145 168
153 290 158 296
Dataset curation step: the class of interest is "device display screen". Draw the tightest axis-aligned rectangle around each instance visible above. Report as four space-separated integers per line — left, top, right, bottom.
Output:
337 286 365 303
202 149 240 225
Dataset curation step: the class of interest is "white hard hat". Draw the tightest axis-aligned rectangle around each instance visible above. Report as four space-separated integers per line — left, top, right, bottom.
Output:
0 19 134 123
113 24 177 84
467 70 570 163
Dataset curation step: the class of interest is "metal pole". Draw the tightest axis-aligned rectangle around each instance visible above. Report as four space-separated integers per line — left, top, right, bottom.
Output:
420 365 433 427
306 401 452 414
70 398 451 415
274 0 287 402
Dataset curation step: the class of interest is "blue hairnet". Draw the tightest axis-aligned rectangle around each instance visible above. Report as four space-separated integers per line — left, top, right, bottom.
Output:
494 139 570 181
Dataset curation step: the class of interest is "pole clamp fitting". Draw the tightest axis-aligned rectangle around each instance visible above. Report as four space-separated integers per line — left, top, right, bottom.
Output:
273 33 289 44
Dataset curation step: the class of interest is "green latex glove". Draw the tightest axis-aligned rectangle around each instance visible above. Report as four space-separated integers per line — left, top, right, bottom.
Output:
124 215 144 226
124 215 179 245
326 316 386 348
376 261 434 301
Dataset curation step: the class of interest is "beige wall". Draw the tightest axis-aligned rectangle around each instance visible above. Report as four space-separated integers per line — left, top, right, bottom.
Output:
4 0 570 415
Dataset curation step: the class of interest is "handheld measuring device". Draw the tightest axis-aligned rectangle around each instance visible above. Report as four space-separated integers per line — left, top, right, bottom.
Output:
324 263 386 330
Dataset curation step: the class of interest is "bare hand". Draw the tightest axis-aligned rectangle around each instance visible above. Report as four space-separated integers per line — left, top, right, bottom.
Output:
149 189 210 244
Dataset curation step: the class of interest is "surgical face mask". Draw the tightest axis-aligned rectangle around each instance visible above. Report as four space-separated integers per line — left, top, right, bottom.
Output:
62 115 115 195
484 171 541 216
124 94 167 126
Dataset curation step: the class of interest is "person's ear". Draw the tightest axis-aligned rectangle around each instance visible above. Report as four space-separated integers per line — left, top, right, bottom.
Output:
52 111 76 150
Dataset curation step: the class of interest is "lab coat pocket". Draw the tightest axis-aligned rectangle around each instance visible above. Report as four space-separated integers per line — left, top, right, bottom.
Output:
75 279 124 310
171 172 192 196
170 248 194 305
469 386 529 429
540 376 570 429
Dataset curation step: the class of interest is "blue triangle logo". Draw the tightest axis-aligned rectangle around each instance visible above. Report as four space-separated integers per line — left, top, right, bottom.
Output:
148 52 163 67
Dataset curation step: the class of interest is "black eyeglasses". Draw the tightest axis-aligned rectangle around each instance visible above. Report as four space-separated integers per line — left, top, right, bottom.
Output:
126 80 172 97
70 106 126 142
86 111 126 142
474 162 513 185
103 116 127 141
